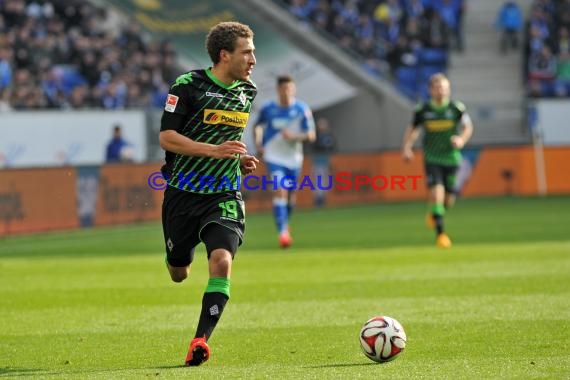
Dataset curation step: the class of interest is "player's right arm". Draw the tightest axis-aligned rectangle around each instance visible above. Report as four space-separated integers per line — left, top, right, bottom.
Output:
401 104 424 161
401 125 421 161
159 85 246 159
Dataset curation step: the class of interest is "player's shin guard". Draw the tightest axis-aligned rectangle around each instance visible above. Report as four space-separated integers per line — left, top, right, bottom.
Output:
432 204 445 235
195 277 230 340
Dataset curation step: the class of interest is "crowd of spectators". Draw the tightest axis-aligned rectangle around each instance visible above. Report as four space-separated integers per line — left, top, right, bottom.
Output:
4 0 567 110
0 0 178 111
524 0 570 97
282 0 465 100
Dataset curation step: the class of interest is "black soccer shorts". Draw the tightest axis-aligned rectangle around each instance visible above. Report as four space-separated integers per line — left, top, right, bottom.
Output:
425 164 458 194
162 186 245 267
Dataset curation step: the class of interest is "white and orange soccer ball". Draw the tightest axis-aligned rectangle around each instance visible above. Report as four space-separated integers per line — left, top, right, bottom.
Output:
359 315 407 363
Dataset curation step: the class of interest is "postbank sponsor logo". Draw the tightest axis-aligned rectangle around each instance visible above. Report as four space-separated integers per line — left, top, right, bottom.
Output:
203 109 249 128
425 119 454 131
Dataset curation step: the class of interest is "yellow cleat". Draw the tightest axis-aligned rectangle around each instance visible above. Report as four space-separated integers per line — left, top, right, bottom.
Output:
436 233 452 249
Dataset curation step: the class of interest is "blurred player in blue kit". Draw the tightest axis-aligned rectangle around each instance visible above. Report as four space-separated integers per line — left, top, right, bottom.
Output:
254 75 316 248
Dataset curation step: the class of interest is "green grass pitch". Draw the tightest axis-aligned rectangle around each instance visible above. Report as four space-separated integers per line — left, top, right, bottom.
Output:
1 196 569 379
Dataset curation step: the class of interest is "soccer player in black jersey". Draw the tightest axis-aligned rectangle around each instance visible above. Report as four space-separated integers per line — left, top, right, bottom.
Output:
159 21 258 366
401 73 473 248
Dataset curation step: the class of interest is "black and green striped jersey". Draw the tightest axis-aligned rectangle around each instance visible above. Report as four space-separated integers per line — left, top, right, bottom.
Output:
412 100 468 166
160 68 257 194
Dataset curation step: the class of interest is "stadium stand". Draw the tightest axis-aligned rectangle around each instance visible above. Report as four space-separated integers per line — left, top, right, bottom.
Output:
280 1 569 101
524 0 570 98
0 0 176 110
280 0 465 101
267 0 535 146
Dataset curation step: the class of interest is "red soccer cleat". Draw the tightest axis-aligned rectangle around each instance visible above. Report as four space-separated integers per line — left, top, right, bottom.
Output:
279 230 293 248
185 337 210 366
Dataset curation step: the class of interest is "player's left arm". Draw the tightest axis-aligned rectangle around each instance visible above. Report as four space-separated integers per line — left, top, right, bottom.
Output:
451 104 474 149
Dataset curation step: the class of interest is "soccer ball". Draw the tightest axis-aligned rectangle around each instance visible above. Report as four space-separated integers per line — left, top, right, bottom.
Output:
359 315 407 363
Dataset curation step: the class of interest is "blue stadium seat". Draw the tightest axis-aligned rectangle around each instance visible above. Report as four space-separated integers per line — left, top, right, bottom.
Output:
395 66 419 99
538 80 556 97
418 48 448 67
395 66 418 85
419 64 445 82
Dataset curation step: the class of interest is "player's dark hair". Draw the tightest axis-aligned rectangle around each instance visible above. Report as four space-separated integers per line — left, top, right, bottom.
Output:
276 74 295 86
206 21 254 64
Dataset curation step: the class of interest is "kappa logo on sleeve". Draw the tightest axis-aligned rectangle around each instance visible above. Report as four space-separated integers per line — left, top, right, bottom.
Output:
165 94 179 113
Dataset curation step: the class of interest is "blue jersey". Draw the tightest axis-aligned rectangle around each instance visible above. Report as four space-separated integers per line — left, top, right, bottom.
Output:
255 99 315 169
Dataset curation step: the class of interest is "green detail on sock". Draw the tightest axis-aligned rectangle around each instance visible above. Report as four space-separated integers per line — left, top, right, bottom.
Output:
205 277 230 298
432 204 445 216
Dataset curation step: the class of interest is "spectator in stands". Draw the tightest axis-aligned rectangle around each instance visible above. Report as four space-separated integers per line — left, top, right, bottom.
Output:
438 0 463 51
405 0 425 19
554 45 570 95
311 0 332 30
527 24 548 56
555 0 570 28
100 78 127 109
355 13 375 41
552 25 570 55
455 0 467 52
311 117 336 207
496 1 523 54
534 0 556 16
0 46 12 105
387 35 419 75
404 15 423 42
338 0 361 25
68 84 90 109
528 45 557 80
422 7 450 49
528 6 551 42
358 37 385 76
527 45 557 96
373 0 404 44
105 124 132 163
385 0 404 24
289 0 315 21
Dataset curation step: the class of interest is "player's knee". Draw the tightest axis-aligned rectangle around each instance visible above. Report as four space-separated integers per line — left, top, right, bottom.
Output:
169 266 190 283
170 273 186 283
209 249 232 273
